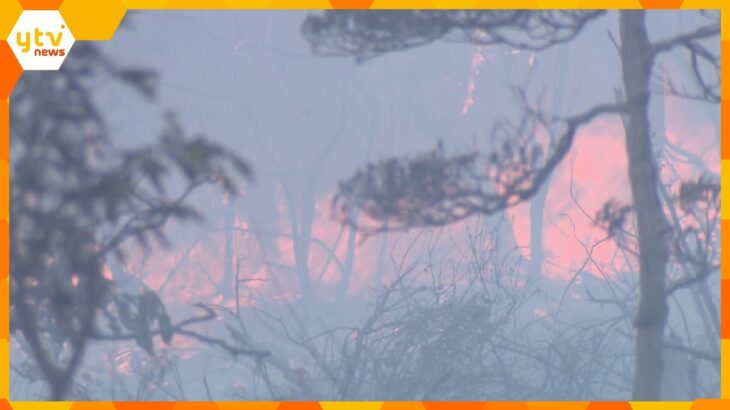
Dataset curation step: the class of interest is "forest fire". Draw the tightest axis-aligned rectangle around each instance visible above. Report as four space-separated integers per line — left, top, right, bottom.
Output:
461 30 489 115
8 9 720 402
112 101 718 312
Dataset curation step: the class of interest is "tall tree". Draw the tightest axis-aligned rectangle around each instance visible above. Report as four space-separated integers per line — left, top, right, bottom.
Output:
10 41 257 399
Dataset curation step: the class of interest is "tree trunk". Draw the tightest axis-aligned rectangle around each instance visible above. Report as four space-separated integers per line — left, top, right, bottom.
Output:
222 199 234 299
287 185 315 310
527 41 570 284
619 10 671 401
528 164 549 282
337 209 359 302
373 219 389 294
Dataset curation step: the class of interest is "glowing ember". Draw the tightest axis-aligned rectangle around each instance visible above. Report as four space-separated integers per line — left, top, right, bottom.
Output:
461 30 488 115
102 265 114 281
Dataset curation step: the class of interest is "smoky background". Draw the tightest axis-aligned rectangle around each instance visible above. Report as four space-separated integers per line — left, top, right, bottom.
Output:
9 10 720 401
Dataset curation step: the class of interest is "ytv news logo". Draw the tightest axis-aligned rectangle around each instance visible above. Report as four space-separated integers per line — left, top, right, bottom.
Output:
9 10 75 71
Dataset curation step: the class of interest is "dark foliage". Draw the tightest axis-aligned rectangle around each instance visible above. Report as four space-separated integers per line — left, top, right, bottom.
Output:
10 42 252 399
302 10 605 61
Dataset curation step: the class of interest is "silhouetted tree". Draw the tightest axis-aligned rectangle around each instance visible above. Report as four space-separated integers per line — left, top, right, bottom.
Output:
10 41 261 400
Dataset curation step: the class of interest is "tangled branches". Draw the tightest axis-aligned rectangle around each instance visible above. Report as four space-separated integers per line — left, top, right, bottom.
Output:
332 101 624 235
302 10 605 62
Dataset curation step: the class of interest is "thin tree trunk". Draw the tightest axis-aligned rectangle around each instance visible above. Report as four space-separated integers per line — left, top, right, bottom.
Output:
285 184 315 310
337 209 359 302
222 200 234 299
528 163 549 282
527 42 569 284
373 219 389 295
619 10 671 401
